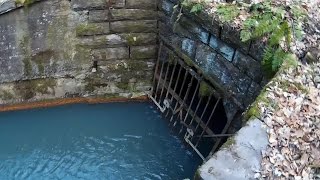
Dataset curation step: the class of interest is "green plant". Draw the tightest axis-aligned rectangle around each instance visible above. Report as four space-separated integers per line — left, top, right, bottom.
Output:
181 0 208 14
217 0 307 77
216 4 241 23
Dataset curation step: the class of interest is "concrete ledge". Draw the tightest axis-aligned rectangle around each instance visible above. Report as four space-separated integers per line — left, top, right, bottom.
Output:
199 119 268 180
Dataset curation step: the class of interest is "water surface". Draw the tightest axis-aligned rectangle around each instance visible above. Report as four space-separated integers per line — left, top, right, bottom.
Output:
0 102 201 180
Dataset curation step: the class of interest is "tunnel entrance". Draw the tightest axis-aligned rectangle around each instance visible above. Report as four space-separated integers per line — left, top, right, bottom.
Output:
149 42 231 160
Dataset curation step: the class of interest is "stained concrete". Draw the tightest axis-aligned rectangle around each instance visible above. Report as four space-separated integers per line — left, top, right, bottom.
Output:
199 119 268 180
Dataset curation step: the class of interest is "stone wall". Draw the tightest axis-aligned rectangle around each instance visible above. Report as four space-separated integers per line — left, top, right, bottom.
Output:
0 0 157 104
158 0 267 128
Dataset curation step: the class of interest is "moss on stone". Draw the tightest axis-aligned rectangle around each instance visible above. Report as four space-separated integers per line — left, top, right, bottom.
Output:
116 82 131 90
14 79 56 100
168 51 177 65
19 35 33 77
0 90 15 101
194 169 203 180
199 81 213 97
221 136 236 149
76 24 100 36
121 34 139 46
31 49 56 74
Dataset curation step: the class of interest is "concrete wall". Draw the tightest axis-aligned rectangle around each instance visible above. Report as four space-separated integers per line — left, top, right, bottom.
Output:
0 0 157 104
158 0 267 127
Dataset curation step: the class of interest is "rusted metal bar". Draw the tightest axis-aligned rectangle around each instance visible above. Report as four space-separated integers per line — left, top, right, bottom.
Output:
158 62 171 105
191 94 213 142
209 115 235 157
179 78 199 133
165 59 177 99
187 95 203 129
154 59 165 101
195 98 221 147
183 79 200 124
165 65 183 117
173 76 194 127
150 42 163 97
155 74 216 137
169 70 189 123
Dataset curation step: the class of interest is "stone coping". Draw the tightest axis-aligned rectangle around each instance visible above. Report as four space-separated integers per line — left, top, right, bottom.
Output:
0 0 44 15
0 96 148 112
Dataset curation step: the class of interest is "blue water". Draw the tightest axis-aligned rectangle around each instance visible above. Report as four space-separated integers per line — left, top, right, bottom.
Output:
0 102 201 180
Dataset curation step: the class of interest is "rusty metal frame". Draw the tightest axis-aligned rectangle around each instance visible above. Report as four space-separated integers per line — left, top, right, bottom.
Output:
149 41 234 161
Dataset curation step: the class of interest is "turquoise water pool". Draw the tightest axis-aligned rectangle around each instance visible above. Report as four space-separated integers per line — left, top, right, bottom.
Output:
0 102 201 179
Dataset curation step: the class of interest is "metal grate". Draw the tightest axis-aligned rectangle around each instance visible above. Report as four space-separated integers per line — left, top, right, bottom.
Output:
148 42 233 160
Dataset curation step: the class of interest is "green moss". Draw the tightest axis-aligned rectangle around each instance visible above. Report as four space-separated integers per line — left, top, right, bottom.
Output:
0 90 15 101
199 81 213 97
221 136 235 149
76 24 99 36
116 82 130 90
194 169 202 180
243 87 271 123
120 34 139 46
19 35 33 76
14 79 56 100
31 49 56 74
168 51 177 65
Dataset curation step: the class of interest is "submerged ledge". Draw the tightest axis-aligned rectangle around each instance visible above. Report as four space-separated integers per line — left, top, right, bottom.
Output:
0 96 148 112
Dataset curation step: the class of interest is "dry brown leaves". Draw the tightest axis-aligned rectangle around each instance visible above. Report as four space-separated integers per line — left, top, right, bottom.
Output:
258 63 320 179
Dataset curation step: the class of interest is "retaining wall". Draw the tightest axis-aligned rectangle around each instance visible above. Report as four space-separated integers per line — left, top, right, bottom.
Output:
0 0 157 104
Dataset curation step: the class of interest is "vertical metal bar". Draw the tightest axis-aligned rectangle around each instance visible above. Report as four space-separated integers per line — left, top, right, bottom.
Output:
154 60 165 101
165 59 177 99
158 61 171 104
169 70 188 123
179 79 200 133
165 65 183 117
191 93 213 142
187 96 203 127
151 42 163 96
173 76 194 128
209 113 234 157
195 98 221 147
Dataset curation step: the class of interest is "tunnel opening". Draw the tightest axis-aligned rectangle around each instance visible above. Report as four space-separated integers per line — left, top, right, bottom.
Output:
149 43 231 160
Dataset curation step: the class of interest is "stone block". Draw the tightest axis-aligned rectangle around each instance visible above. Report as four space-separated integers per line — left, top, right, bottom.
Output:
209 35 235 62
110 9 157 21
160 0 175 15
76 23 109 36
119 33 157 46
110 20 157 33
183 9 220 37
126 0 156 9
178 16 209 44
71 0 106 10
181 38 196 58
233 50 263 83
92 47 129 60
221 24 250 53
243 81 261 107
109 0 125 8
195 44 217 74
78 33 157 47
89 10 109 22
249 40 267 61
131 45 157 59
